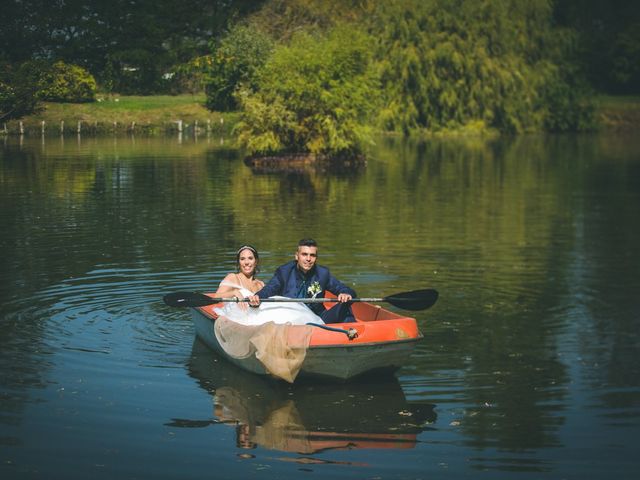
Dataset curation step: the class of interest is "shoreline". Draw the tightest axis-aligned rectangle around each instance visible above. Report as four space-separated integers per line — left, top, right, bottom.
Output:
2 95 638 137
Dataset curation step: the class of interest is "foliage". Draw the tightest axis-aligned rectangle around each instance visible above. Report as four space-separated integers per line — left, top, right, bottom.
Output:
0 0 266 95
608 23 640 92
165 57 208 95
0 0 623 134
233 25 380 156
1 60 97 119
554 0 640 95
368 0 593 134
203 24 274 112
542 65 597 132
229 0 597 145
0 61 44 120
39 61 97 103
0 81 21 121
246 0 364 41
104 48 172 96
543 82 596 132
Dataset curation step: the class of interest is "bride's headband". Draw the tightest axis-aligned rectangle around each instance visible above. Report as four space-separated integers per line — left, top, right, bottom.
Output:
236 245 258 256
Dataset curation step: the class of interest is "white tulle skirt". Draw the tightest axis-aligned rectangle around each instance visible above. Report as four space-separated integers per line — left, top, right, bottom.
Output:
214 296 324 326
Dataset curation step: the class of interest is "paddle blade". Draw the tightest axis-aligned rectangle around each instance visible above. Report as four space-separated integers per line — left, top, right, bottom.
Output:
383 289 439 311
163 292 216 307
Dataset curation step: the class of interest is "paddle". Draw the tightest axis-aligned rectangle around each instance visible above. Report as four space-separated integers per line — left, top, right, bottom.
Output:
163 288 438 311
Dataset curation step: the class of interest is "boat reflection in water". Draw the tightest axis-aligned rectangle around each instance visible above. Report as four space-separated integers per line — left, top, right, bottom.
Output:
172 339 437 454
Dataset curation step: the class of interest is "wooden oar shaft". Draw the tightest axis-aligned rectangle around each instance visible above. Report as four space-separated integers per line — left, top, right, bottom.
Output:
210 297 381 304
163 288 437 310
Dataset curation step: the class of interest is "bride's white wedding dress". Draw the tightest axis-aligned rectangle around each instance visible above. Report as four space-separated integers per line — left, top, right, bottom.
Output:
213 281 324 326
212 281 322 383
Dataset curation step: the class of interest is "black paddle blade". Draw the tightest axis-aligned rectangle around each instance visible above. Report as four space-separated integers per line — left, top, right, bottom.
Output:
383 289 439 311
163 292 216 307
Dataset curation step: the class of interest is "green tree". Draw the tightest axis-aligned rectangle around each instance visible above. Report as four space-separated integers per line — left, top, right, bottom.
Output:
39 61 97 102
234 25 380 157
203 24 274 111
554 0 640 94
369 0 586 134
0 0 266 95
0 61 45 121
232 0 595 140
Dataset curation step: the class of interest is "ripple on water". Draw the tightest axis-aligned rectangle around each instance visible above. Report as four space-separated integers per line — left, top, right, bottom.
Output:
4 264 215 365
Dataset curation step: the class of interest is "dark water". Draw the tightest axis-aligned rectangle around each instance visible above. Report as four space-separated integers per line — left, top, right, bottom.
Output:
1 132 639 479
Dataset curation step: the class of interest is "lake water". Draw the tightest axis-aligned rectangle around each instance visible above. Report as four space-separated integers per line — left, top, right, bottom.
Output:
1 132 639 479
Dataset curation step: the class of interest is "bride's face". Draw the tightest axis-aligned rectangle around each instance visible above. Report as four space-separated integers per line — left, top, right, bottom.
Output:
238 249 257 277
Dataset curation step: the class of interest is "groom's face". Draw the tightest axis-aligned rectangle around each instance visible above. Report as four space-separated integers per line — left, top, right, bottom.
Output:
295 246 318 273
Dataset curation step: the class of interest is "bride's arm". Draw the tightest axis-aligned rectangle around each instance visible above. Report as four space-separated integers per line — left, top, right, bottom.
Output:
215 273 240 298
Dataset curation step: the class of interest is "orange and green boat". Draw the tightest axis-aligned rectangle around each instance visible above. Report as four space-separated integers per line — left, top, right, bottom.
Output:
164 289 438 382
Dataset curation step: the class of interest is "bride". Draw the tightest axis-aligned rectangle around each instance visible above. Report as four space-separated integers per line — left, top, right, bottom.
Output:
214 245 323 326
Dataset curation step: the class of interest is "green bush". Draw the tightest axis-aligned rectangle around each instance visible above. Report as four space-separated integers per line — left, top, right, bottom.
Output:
234 25 380 157
543 73 597 132
204 24 273 112
368 0 595 134
0 61 44 120
40 61 97 103
0 80 16 119
370 1 543 134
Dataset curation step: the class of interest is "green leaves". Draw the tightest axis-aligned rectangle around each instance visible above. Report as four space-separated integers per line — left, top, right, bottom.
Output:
369 0 596 134
0 61 43 120
234 25 380 157
39 61 97 103
203 24 273 112
214 0 599 154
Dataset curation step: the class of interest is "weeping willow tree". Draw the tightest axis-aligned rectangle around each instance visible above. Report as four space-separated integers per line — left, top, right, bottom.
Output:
371 0 592 134
229 0 595 157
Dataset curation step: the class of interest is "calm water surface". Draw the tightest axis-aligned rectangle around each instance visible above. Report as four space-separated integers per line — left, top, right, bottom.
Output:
1 133 639 479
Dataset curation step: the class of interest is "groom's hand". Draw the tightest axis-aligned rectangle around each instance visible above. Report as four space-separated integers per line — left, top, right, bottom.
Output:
247 294 261 308
337 293 352 303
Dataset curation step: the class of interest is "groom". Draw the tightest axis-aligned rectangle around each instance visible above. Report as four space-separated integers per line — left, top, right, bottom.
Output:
248 238 356 323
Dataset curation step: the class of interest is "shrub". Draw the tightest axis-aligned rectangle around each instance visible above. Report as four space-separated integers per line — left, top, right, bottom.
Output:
40 61 97 103
234 25 380 157
204 24 273 112
369 0 595 134
0 61 44 120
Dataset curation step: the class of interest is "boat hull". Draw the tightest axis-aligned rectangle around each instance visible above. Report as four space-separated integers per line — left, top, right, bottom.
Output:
190 298 423 381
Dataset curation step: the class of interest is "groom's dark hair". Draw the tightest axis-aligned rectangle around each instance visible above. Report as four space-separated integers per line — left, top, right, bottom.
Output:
298 238 317 248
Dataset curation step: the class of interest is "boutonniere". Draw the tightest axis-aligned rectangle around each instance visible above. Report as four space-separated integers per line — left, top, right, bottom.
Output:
307 281 322 298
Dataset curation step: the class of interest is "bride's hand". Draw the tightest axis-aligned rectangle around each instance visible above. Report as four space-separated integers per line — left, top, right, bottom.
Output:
235 296 249 311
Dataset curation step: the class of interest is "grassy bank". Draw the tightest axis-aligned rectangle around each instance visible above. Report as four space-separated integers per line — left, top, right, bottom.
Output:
596 95 640 131
2 94 638 137
2 94 239 136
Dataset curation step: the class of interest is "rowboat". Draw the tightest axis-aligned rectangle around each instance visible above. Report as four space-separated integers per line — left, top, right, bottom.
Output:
189 294 424 381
